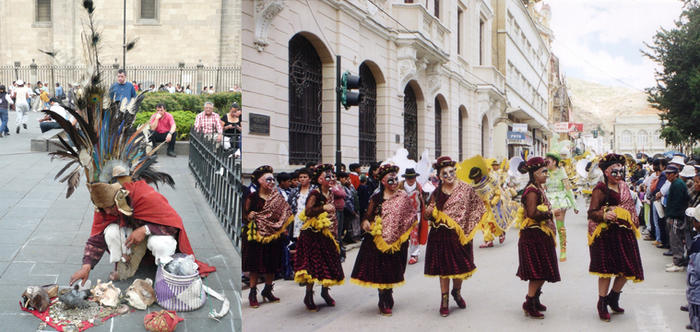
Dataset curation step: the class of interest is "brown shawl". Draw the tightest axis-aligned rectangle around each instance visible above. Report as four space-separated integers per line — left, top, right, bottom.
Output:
250 190 293 242
372 191 417 252
432 181 486 244
587 181 639 244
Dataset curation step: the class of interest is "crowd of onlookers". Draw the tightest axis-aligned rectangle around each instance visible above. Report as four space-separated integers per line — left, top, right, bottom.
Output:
130 81 241 95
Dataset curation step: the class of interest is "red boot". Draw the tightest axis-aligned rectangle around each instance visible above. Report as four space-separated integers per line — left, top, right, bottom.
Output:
597 296 610 321
440 293 450 317
248 286 259 308
304 289 318 312
522 296 544 319
378 290 392 316
261 284 280 303
534 287 547 311
321 287 335 307
451 288 466 309
607 290 625 314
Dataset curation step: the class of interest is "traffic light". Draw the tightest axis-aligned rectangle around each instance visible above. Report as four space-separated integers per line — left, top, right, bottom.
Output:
341 71 362 109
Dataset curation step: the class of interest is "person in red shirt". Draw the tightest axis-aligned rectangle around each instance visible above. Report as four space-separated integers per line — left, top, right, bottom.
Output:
349 163 362 189
149 103 177 157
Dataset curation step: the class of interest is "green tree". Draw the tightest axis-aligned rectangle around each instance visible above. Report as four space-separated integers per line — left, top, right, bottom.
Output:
643 0 700 149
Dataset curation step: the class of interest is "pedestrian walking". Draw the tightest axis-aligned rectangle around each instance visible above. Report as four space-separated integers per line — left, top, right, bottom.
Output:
11 80 31 134
515 157 561 319
243 166 294 308
0 85 13 137
588 153 644 322
294 164 345 311
423 156 486 317
350 164 416 316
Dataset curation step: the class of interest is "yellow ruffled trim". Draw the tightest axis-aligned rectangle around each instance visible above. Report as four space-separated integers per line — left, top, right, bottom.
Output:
514 206 556 239
294 270 345 287
424 268 478 280
350 278 406 289
587 207 640 246
246 214 294 243
299 211 340 253
589 271 643 283
431 209 483 246
371 216 417 253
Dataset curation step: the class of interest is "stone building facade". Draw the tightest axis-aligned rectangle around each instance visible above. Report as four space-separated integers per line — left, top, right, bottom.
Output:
242 0 518 173
614 115 667 156
0 0 241 67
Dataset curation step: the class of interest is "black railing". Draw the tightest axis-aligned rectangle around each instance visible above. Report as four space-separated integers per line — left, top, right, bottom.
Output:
188 129 242 252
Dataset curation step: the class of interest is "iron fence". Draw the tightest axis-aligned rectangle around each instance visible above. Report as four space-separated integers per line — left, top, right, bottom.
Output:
0 63 240 95
188 129 242 252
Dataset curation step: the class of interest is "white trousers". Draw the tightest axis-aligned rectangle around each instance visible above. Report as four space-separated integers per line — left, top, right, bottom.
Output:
104 223 177 266
15 103 28 126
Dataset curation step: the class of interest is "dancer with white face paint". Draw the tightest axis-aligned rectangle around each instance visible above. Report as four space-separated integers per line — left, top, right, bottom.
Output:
424 156 486 317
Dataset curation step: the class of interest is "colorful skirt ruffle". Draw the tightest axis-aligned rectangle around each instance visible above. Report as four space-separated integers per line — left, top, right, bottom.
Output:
517 227 560 282
424 226 476 279
351 234 409 289
294 228 345 286
546 190 575 210
589 223 644 282
242 226 283 274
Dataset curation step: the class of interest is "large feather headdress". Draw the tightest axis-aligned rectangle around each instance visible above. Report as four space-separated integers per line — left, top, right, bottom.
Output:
45 0 172 198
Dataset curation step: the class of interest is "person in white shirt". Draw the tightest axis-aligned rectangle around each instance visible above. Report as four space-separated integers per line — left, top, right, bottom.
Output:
38 98 76 133
0 85 14 137
11 80 31 134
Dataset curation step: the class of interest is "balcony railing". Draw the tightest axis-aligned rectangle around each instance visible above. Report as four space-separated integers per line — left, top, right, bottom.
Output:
392 4 450 53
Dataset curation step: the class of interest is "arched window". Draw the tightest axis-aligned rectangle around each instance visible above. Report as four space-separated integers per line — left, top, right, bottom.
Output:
637 130 648 148
404 85 418 161
288 34 322 165
434 96 442 158
481 115 489 156
621 130 632 147
359 63 377 165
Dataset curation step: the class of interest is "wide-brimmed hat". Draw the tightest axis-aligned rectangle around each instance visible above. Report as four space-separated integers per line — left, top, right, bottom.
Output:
16 80 24 86
670 155 686 166
402 168 419 178
523 157 547 174
680 165 696 178
686 206 700 221
433 156 456 172
87 182 132 216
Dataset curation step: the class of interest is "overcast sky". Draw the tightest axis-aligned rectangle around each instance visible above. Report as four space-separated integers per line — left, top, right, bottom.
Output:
546 0 684 91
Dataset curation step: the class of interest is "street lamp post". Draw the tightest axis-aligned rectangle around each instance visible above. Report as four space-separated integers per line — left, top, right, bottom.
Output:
122 0 126 69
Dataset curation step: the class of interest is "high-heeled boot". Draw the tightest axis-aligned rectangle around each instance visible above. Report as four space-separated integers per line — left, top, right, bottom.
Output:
378 290 392 316
450 288 466 309
534 287 547 311
522 295 544 319
557 220 567 262
248 286 259 308
607 290 625 313
304 289 318 312
386 288 394 309
321 287 335 306
261 284 280 303
440 293 450 317
597 295 610 321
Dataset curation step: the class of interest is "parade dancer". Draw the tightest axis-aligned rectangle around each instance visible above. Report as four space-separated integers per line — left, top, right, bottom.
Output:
351 164 417 316
243 165 294 308
587 153 644 322
399 168 427 264
294 164 345 311
545 152 579 262
515 157 561 319
424 156 486 317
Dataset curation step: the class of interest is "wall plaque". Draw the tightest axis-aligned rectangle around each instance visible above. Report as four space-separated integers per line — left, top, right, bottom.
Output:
249 113 270 135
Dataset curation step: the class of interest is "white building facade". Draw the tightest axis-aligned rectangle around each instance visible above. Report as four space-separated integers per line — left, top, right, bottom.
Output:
614 115 667 156
491 0 551 159
242 0 515 173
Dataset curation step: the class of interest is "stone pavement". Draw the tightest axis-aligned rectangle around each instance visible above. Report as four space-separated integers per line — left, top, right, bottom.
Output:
0 111 242 331
243 197 688 332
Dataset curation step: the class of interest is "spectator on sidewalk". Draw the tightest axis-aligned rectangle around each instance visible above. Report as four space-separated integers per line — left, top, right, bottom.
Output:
193 101 223 142
221 102 241 151
648 158 669 249
684 205 700 330
331 172 347 261
39 98 76 133
11 80 31 134
666 165 691 272
108 69 137 103
348 163 361 189
148 103 177 157
0 85 13 137
276 172 292 201
339 171 359 243
55 82 65 101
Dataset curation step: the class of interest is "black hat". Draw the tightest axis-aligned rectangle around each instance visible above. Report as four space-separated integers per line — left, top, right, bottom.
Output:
336 171 349 178
231 102 240 109
276 172 291 182
401 168 419 178
252 165 273 183
664 165 680 174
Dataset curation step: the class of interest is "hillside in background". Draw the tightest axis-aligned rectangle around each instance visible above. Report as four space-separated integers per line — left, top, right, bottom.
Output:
567 77 659 135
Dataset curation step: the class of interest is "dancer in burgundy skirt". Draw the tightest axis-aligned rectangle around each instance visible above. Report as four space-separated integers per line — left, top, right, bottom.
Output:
243 165 294 307
516 157 560 319
424 156 486 317
351 164 417 316
294 164 345 311
588 153 643 321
